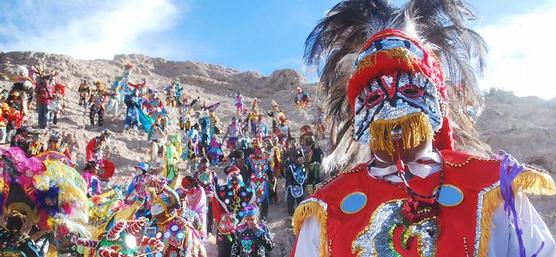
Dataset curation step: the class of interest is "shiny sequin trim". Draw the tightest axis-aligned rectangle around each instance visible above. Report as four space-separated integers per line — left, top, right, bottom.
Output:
473 181 499 257
352 199 440 257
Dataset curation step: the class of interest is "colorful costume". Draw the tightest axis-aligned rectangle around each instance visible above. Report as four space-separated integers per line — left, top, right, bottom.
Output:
105 76 123 117
0 147 89 256
247 149 271 220
211 166 255 257
89 82 107 127
231 206 274 257
178 176 208 241
48 83 65 125
162 134 181 187
294 87 309 109
143 180 206 257
285 151 307 215
224 117 242 150
123 90 142 131
235 93 245 115
292 1 556 257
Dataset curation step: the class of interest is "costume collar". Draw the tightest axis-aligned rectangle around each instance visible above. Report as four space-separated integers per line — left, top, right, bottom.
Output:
369 150 442 182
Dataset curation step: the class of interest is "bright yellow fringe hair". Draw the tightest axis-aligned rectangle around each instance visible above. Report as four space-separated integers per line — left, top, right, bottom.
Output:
369 112 433 156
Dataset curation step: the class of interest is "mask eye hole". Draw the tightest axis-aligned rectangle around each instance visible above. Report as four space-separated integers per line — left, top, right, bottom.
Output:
364 90 384 108
399 84 424 99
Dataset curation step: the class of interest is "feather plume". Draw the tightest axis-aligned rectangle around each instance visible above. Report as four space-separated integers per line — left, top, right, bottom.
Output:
304 0 490 173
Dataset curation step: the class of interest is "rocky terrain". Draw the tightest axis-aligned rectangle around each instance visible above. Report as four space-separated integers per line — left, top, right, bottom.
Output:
1 51 555 255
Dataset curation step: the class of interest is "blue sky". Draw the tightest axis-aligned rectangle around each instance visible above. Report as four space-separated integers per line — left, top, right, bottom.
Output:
1 0 556 98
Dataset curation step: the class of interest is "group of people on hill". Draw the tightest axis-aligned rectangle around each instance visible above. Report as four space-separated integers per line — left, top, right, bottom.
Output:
0 61 326 257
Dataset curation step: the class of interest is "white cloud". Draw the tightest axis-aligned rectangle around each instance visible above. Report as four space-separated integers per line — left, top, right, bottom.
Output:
479 3 556 99
0 0 182 60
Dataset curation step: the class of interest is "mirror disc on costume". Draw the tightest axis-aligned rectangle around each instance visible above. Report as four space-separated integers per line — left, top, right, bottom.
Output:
177 232 184 239
436 184 464 207
340 192 367 214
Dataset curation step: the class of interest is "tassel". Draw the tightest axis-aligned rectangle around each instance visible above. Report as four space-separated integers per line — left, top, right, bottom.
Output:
369 112 433 156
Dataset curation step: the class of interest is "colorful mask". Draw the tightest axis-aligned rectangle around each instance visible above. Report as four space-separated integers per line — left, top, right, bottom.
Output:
348 30 446 154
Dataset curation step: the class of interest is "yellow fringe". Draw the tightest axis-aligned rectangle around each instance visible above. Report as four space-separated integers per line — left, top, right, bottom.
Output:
477 169 556 257
292 201 329 257
369 112 433 156
46 244 58 257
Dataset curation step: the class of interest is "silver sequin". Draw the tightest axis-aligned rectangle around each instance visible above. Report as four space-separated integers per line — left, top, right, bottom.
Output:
352 199 440 257
352 72 443 144
473 181 499 257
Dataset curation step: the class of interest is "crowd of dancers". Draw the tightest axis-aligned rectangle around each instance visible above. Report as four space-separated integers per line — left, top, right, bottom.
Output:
0 62 325 257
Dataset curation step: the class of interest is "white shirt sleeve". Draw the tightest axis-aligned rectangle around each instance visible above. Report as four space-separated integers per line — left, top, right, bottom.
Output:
293 216 322 257
488 192 556 257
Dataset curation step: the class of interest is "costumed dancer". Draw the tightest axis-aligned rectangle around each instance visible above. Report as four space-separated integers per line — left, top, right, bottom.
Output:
105 76 123 117
194 157 218 236
231 205 274 257
223 117 243 151
82 160 102 196
48 82 65 125
302 135 323 195
10 65 34 116
207 135 224 166
178 175 208 241
267 100 281 135
89 81 107 127
10 126 33 154
123 88 142 132
144 178 207 257
254 114 269 139
148 117 167 171
34 69 55 129
125 162 155 217
313 106 326 139
285 150 307 215
247 147 271 221
292 1 556 256
162 134 182 188
212 166 255 257
46 130 71 160
248 98 259 136
275 113 291 147
235 92 245 115
86 130 112 162
174 80 184 107
78 79 91 108
293 87 309 109
267 137 282 204
5 92 24 140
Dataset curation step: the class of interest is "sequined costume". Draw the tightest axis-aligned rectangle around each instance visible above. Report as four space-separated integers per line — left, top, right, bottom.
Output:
247 150 271 220
211 167 256 256
291 1 556 257
141 178 206 257
285 159 307 215
231 206 274 257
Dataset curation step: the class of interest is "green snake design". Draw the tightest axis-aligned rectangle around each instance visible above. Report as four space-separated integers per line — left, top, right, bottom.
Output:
352 199 439 257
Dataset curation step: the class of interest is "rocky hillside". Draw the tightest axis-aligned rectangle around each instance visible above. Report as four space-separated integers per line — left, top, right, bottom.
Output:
1 51 555 254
